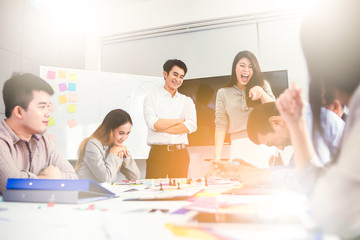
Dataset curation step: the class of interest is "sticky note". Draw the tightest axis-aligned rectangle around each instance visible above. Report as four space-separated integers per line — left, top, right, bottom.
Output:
48 117 55 126
68 104 76 113
69 93 78 102
58 95 68 104
47 71 56 79
68 119 77 128
49 134 55 142
58 83 67 92
69 73 77 82
68 82 76 91
58 70 66 79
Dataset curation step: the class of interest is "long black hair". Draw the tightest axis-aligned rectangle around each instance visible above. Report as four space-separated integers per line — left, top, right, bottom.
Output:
224 51 265 108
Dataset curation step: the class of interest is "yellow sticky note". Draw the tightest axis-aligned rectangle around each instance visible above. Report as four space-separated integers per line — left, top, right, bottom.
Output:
68 104 76 113
69 93 78 102
48 117 55 127
68 73 77 82
58 70 66 79
68 119 77 128
58 95 68 104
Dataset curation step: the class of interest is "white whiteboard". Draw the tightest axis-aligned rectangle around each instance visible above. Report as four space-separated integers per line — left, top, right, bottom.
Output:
40 66 163 160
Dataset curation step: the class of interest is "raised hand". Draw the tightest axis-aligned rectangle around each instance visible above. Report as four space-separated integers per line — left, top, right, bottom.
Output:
248 86 264 101
276 82 304 126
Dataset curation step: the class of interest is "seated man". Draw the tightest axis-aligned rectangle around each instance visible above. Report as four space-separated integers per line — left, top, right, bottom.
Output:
322 90 347 121
208 102 344 191
0 73 77 193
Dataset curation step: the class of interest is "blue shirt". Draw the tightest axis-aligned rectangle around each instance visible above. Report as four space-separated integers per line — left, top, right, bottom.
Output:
269 104 344 187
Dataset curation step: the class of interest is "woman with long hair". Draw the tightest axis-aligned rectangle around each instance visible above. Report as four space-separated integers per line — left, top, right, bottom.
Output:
75 109 140 183
276 0 360 238
214 50 276 166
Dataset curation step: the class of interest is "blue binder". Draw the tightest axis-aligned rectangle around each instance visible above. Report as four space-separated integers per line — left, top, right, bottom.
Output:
3 178 115 204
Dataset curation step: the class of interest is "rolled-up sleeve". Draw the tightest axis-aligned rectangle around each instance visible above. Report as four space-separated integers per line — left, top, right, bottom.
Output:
183 97 197 133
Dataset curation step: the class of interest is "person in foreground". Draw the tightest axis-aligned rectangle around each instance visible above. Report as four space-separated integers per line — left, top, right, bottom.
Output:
207 102 344 189
143 59 197 178
75 109 140 183
0 73 77 194
214 50 276 166
276 0 360 238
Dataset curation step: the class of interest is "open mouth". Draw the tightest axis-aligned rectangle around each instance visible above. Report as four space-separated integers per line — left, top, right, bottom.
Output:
241 75 249 82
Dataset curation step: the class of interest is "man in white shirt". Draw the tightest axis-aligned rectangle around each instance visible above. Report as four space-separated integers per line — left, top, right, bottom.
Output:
143 59 197 178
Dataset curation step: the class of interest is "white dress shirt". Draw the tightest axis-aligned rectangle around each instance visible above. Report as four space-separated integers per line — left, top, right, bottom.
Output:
143 87 197 145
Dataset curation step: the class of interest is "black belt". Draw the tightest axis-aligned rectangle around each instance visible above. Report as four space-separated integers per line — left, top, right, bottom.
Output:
151 144 187 151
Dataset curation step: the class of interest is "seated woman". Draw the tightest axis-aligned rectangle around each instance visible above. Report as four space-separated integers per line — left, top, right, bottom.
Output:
75 109 140 183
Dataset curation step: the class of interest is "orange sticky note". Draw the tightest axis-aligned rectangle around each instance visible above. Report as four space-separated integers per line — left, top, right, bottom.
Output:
69 93 78 102
48 117 55 127
58 70 66 79
68 119 77 128
58 95 68 104
68 73 77 82
68 104 76 113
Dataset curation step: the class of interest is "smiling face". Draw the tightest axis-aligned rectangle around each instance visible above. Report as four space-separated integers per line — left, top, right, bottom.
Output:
112 122 132 146
235 57 254 89
163 65 185 95
21 90 52 136
256 116 291 150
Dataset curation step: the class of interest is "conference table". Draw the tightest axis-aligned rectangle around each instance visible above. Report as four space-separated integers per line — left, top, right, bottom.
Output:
0 178 339 240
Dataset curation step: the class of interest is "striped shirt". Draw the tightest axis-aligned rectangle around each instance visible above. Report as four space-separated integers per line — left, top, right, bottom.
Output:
0 120 77 193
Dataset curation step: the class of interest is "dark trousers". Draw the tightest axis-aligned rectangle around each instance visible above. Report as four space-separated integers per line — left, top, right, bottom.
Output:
145 146 190 179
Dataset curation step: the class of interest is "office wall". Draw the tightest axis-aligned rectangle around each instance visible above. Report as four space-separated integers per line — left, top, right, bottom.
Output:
0 0 87 116
100 15 308 94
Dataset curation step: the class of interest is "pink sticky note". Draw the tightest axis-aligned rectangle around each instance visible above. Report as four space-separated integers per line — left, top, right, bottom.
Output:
69 93 78 102
47 71 56 79
58 70 66 79
58 83 67 92
68 119 77 128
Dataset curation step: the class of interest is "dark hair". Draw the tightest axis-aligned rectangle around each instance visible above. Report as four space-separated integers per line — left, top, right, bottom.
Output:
163 59 188 75
2 73 54 118
247 102 280 144
76 109 132 170
92 109 133 145
224 51 265 108
301 0 360 145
